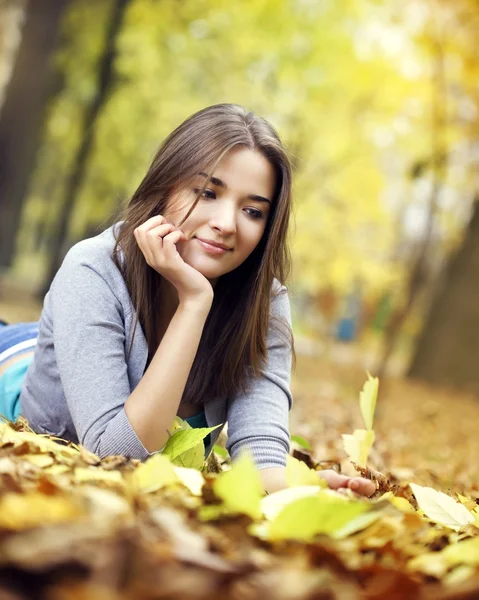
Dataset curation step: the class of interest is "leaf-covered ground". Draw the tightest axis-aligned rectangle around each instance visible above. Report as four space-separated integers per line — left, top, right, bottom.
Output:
0 349 478 600
1 291 479 599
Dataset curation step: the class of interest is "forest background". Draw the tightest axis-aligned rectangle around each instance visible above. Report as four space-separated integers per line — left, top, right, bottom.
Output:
1 0 479 410
3 2 479 596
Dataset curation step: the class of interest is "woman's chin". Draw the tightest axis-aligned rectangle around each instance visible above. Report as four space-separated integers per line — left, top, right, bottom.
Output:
184 257 227 281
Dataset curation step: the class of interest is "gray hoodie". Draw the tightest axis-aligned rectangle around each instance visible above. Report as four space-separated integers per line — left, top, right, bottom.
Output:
20 223 293 468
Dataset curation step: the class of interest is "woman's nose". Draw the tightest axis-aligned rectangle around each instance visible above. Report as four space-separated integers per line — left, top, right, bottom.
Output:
209 203 237 234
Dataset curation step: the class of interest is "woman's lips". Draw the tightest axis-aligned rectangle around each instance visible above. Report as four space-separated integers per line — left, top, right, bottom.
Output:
196 238 230 255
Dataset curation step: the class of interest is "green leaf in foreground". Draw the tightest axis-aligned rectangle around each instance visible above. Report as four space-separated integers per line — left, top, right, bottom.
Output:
162 424 221 470
213 452 263 520
268 495 370 541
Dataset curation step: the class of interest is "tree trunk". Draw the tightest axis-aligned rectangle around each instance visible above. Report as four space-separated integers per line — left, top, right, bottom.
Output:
408 199 479 393
39 0 131 299
0 0 69 269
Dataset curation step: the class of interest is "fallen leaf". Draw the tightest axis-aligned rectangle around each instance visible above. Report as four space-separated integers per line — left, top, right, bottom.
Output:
286 455 326 488
410 483 475 531
359 372 379 430
213 452 263 520
342 429 375 467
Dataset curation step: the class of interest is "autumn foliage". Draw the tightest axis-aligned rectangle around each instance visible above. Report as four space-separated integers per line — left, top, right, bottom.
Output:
0 369 478 600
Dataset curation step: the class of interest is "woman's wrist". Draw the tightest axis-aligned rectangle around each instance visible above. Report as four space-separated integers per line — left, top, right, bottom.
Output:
178 293 213 314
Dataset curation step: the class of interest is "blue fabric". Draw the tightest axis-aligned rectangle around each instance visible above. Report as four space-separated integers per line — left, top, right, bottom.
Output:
0 322 39 363
0 321 213 454
0 355 34 422
0 322 39 423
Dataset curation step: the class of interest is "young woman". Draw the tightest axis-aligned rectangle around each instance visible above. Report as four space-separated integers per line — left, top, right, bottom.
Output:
0 104 375 496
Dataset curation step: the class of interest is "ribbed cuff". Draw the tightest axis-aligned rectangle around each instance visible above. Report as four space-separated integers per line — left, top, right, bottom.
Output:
93 408 160 460
229 436 289 469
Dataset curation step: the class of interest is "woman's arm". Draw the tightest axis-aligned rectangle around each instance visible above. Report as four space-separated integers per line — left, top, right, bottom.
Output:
124 298 211 452
259 467 288 494
259 466 376 496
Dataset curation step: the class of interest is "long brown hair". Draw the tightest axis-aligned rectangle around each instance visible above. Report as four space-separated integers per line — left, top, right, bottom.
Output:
113 103 294 405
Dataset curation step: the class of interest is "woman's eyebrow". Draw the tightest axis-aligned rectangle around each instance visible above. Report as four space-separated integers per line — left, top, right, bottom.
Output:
198 172 271 205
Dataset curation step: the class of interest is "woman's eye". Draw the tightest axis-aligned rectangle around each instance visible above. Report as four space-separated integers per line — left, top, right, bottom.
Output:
193 188 216 199
245 208 264 220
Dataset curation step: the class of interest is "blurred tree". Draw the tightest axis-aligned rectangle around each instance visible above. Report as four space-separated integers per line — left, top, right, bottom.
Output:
40 0 131 297
11 0 478 333
0 0 26 110
375 15 448 378
0 0 70 269
15 0 406 296
408 198 479 392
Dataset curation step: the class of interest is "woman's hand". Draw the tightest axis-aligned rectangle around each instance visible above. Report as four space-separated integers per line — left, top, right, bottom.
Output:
318 469 376 497
134 215 213 305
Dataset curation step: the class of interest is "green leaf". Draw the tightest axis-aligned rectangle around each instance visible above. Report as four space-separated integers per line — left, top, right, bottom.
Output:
410 483 475 531
359 373 379 431
170 441 205 470
290 435 312 450
286 455 326 488
261 486 330 521
213 452 263 520
213 444 229 459
331 510 381 539
268 495 370 541
162 425 220 461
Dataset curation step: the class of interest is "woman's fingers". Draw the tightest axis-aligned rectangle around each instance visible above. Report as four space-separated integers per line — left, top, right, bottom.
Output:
133 214 213 302
146 223 177 245
318 470 376 498
348 478 376 497
136 215 170 232
134 217 187 270
162 229 185 250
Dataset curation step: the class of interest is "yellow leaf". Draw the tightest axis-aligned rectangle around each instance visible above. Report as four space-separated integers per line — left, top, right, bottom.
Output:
359 373 379 430
268 495 370 542
173 466 205 496
408 552 448 577
22 454 55 468
44 464 70 475
0 423 79 458
262 486 344 521
442 537 479 566
78 486 133 523
342 429 375 467
331 511 381 539
285 455 326 488
410 537 479 578
410 483 475 531
443 565 477 586
74 467 124 486
0 493 81 530
388 495 416 513
213 452 263 520
131 453 179 494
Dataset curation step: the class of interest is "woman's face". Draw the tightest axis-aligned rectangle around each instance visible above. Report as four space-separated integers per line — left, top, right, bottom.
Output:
164 147 276 283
